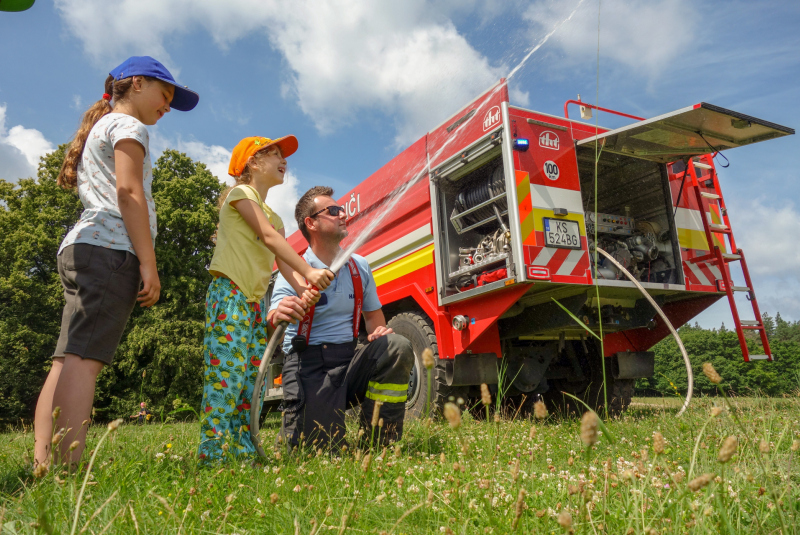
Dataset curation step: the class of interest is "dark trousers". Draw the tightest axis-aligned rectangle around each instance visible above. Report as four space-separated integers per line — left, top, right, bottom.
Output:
279 333 413 451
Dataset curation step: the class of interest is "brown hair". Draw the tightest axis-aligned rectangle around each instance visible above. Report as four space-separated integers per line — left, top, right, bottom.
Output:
217 146 281 209
57 75 154 189
295 186 335 242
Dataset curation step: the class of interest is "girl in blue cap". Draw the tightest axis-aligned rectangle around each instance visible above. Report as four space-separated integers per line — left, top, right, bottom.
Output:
33 56 199 470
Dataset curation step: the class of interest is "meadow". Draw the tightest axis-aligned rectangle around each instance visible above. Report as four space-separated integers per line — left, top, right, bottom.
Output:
1 387 798 534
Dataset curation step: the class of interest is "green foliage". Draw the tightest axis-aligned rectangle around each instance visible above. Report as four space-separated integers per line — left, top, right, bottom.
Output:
638 313 800 397
1 399 798 533
0 148 221 423
0 146 82 420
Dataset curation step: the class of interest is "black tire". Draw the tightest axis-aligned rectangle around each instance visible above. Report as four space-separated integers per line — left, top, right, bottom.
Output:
543 340 633 418
387 312 462 419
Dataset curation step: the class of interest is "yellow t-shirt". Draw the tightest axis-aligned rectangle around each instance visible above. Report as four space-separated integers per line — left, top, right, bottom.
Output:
209 185 284 302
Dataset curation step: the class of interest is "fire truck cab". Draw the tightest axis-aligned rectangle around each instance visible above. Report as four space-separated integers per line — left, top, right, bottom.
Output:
280 80 794 416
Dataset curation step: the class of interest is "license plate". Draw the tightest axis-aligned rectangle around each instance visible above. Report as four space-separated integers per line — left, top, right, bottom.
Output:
543 218 581 249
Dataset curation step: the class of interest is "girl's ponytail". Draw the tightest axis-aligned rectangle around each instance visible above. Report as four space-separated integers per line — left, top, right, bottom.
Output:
57 75 135 189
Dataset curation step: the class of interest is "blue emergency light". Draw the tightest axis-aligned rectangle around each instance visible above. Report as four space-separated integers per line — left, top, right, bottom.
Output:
513 138 530 151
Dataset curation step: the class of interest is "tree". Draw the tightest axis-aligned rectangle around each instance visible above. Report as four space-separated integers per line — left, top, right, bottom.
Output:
0 148 222 423
0 145 83 421
99 150 222 417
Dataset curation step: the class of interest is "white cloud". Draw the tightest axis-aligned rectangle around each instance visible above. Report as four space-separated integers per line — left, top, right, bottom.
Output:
731 199 800 277
149 133 301 234
0 104 55 180
55 0 508 147
522 0 697 79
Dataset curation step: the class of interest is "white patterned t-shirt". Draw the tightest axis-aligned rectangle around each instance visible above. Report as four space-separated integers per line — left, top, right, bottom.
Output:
59 113 156 256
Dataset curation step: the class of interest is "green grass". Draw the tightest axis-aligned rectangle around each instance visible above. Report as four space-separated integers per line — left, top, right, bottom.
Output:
1 395 799 534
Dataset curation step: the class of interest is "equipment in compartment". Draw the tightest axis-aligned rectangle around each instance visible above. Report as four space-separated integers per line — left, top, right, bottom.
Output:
450 166 509 234
586 213 675 282
438 156 515 292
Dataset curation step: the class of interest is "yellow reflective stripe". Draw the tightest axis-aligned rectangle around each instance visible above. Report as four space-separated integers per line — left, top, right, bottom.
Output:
373 244 434 287
365 391 407 403
366 381 408 403
368 381 407 392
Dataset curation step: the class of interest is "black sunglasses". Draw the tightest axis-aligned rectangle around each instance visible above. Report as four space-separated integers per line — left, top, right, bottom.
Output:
310 205 345 218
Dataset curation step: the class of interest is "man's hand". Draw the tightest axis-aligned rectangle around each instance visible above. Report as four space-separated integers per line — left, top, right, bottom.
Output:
273 296 308 325
367 325 393 342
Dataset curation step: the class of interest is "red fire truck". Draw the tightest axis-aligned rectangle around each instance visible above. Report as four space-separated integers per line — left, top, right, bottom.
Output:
279 80 794 416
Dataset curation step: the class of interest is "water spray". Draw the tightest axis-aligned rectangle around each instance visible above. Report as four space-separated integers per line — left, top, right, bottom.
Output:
250 0 589 456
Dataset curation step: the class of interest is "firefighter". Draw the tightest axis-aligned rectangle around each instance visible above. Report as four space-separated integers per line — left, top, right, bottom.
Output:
267 186 413 451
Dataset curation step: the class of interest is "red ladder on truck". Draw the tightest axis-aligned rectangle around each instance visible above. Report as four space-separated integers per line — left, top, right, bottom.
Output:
684 155 772 362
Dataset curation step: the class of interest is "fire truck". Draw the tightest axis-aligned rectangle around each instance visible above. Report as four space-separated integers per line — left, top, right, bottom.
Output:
278 80 794 416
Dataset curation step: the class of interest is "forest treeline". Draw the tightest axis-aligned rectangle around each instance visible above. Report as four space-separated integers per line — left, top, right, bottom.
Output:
0 148 797 423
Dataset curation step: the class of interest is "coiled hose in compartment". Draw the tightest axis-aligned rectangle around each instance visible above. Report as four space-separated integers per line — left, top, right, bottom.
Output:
455 166 507 227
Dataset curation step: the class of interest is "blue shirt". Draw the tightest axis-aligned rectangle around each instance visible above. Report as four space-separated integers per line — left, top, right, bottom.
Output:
269 248 382 354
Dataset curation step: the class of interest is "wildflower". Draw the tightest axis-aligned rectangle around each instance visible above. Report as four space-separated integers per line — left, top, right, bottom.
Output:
580 411 599 447
396 476 404 488
51 429 64 446
69 440 80 451
792 440 799 452
759 440 770 454
378 418 384 428
293 485 301 492
371 401 383 427
32 463 48 478
710 406 722 417
52 407 61 420
325 506 333 516
107 418 123 431
443 403 461 430
166 443 172 449
422 348 434 370
557 510 573 531
394 444 402 458
718 436 737 463
362 453 372 473
270 493 279 504
142 370 146 378
512 489 526 528
480 384 492 406
688 473 714 492
702 363 722 384
653 432 665 454
493 413 501 423
534 400 548 420
529 425 536 440
426 489 435 505
512 458 520 481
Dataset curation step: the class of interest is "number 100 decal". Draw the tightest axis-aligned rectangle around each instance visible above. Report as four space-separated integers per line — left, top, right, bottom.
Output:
543 160 560 181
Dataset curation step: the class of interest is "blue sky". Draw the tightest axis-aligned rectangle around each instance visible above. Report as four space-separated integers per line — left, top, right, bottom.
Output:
1 0 798 329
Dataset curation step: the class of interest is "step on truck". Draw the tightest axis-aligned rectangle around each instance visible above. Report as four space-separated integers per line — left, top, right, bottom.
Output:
272 80 794 416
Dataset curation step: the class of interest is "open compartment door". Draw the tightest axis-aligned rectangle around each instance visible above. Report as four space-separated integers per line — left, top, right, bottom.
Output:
577 103 794 163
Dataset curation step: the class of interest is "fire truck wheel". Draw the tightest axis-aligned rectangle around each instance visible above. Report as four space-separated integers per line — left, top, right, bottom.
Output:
387 312 459 419
542 341 634 417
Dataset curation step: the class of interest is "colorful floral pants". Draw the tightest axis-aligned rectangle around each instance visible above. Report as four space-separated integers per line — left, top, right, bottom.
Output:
198 276 268 461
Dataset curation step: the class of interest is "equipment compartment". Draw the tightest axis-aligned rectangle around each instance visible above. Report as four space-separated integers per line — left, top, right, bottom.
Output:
431 137 516 299
576 148 683 284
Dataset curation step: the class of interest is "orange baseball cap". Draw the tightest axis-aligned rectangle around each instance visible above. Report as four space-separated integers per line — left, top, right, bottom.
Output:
228 135 299 177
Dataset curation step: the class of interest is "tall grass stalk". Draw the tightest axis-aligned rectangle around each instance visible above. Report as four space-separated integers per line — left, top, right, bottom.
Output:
70 419 122 535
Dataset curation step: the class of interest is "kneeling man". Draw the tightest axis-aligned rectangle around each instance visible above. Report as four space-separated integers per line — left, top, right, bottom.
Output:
268 186 413 450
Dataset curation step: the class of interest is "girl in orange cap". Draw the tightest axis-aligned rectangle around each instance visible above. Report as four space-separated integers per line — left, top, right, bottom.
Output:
198 136 332 461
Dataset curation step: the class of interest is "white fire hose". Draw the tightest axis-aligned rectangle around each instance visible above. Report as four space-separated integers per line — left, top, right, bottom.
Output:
596 248 693 416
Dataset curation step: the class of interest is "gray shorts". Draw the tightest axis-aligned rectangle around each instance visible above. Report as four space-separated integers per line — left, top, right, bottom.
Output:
54 244 141 364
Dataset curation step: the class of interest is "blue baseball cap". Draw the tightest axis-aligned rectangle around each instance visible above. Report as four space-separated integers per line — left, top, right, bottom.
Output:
109 56 199 112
